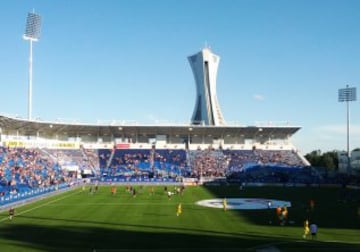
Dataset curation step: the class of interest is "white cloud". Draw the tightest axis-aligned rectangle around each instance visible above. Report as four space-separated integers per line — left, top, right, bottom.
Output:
316 124 360 136
293 124 360 154
253 94 264 101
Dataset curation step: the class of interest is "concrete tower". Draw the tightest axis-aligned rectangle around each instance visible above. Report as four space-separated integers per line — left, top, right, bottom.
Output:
188 48 225 126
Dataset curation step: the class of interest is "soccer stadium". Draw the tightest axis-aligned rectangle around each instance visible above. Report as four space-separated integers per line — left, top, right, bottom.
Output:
1 27 360 251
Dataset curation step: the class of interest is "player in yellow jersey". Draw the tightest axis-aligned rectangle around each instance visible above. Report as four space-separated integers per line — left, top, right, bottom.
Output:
223 198 227 211
177 203 182 216
303 219 310 239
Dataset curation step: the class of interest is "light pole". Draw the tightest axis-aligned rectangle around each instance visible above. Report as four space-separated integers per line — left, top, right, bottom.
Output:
23 11 41 121
338 85 357 173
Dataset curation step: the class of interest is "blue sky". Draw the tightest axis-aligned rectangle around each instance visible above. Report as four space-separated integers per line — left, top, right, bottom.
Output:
0 0 359 154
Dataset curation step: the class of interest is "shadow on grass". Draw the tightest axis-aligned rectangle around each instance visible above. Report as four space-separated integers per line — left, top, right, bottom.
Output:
1 222 359 252
203 185 360 229
0 185 359 251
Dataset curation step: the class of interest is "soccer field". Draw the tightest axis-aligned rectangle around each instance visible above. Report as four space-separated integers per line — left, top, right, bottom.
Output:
0 185 359 251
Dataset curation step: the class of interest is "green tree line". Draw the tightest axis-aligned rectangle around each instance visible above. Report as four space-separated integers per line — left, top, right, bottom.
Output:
305 150 338 170
305 148 360 170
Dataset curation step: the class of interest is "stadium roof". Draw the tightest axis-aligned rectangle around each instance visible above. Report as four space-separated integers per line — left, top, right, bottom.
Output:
0 115 301 139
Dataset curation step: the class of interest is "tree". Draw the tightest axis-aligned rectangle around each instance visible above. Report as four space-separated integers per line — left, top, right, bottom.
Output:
321 152 337 170
305 150 322 167
305 150 338 171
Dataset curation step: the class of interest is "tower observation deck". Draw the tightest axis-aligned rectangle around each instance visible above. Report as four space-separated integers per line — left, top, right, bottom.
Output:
188 48 225 126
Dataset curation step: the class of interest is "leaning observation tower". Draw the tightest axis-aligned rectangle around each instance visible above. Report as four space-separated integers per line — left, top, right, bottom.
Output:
188 47 225 126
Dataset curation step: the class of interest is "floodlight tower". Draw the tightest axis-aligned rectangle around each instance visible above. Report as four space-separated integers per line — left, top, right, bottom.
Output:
23 11 41 120
338 85 357 173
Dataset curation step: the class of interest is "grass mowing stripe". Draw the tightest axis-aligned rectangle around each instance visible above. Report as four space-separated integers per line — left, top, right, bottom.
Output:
0 185 359 251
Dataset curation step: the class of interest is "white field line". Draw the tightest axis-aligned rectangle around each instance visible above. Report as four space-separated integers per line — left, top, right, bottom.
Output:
42 202 194 206
0 189 82 223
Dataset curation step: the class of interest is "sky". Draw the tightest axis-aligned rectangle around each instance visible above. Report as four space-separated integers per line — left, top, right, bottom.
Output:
0 0 359 155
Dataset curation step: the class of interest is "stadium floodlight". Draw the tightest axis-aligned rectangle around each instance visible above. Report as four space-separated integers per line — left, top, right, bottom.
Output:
23 11 42 120
338 85 357 173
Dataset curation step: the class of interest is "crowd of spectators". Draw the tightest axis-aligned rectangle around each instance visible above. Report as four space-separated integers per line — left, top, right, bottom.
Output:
97 148 309 181
224 149 305 174
97 149 112 169
44 148 97 173
153 149 190 177
0 147 76 197
100 149 190 179
188 148 228 178
2 146 357 201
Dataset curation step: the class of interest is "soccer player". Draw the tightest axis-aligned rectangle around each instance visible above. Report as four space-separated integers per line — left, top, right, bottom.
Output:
82 179 86 192
303 219 310 239
111 185 117 195
276 206 282 224
149 186 154 196
167 190 173 200
223 198 227 211
8 207 15 220
177 203 182 216
94 181 99 193
281 206 288 226
310 223 318 240
180 185 185 196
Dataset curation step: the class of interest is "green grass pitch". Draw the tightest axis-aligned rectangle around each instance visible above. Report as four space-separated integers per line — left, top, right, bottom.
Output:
0 185 359 251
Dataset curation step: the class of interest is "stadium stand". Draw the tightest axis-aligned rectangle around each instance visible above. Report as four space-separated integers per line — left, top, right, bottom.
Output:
0 115 358 207
0 147 77 206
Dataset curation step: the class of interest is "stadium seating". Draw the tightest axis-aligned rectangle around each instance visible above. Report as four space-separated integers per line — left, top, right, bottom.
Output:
0 146 330 207
0 147 75 206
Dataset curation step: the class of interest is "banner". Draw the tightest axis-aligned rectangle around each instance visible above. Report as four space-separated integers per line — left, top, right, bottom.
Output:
82 143 113 149
3 140 80 149
116 143 130 149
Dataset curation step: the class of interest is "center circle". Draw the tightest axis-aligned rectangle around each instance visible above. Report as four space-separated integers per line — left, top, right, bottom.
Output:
196 198 291 210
